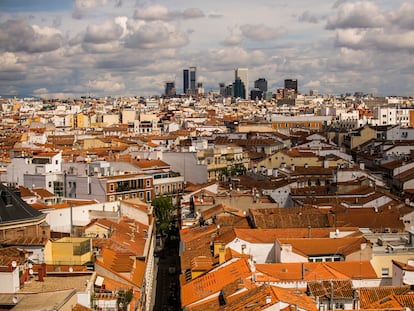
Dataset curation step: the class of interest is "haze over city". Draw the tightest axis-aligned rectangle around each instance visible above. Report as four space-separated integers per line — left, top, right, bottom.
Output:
0 0 413 98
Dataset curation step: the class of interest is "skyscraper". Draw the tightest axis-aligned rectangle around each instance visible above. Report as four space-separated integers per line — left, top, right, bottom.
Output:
233 77 246 99
234 68 248 99
165 82 176 97
183 69 189 94
254 78 268 93
284 79 298 93
189 67 196 93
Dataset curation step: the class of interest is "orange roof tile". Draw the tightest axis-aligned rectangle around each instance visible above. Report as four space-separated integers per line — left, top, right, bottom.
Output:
181 258 253 307
359 286 411 308
255 261 377 282
276 236 368 257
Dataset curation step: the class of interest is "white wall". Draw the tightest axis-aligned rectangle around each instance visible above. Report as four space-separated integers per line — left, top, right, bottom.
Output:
0 269 19 293
274 241 308 263
44 201 120 233
227 238 275 263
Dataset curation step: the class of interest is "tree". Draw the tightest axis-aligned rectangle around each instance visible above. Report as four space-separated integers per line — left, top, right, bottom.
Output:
152 196 175 235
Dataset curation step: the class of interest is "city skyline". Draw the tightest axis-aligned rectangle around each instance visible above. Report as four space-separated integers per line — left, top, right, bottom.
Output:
0 0 413 98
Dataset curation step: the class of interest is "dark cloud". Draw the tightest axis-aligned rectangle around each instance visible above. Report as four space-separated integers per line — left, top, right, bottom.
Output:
298 11 320 24
0 19 63 53
208 13 223 19
182 8 205 19
389 2 414 30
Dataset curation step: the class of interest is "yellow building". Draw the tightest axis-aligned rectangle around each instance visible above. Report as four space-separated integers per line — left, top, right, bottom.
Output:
44 237 93 265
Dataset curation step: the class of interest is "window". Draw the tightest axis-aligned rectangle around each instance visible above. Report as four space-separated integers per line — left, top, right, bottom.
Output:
48 181 52 187
109 195 115 202
146 191 151 202
139 192 144 199
381 267 389 277
109 184 114 192
146 180 150 187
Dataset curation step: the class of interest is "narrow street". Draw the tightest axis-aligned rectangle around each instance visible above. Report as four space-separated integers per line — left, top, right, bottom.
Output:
152 235 181 311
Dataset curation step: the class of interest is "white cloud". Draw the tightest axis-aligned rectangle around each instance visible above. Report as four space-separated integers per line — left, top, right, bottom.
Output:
240 24 286 41
84 20 124 44
89 73 125 93
124 21 189 49
327 1 387 29
0 52 26 72
133 5 205 21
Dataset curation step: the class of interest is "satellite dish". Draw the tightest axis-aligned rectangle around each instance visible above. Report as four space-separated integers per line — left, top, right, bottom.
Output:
69 267 73 273
11 261 17 268
29 269 33 275
12 296 18 304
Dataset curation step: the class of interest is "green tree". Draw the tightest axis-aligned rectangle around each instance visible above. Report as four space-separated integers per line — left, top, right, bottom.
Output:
152 196 175 235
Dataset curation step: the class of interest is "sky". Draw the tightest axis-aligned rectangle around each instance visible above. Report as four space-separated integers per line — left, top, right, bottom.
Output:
0 0 413 98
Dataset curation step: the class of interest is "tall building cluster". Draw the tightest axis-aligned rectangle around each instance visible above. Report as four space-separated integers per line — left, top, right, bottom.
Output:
183 66 197 95
164 66 300 100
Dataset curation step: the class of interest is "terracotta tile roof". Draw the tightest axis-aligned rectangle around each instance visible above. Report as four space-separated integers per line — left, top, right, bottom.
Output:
307 280 353 299
18 186 35 197
1 236 45 246
32 188 55 198
201 203 246 220
180 224 218 243
255 261 377 282
232 227 356 243
250 207 330 229
365 294 404 309
131 259 146 287
101 248 134 273
72 304 92 311
215 215 250 229
359 286 411 308
181 258 253 307
276 236 369 258
191 256 213 271
392 260 414 272
395 294 414 310
333 208 405 232
131 158 170 169
184 181 218 192
271 286 318 311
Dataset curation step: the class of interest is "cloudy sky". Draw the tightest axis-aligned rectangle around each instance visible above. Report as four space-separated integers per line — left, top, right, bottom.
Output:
0 0 413 98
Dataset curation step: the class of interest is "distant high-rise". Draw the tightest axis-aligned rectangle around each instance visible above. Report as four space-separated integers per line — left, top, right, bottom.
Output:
234 68 248 99
190 67 196 93
233 77 246 99
219 83 226 96
284 79 298 93
183 69 189 94
165 82 176 97
254 78 268 93
183 67 197 95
